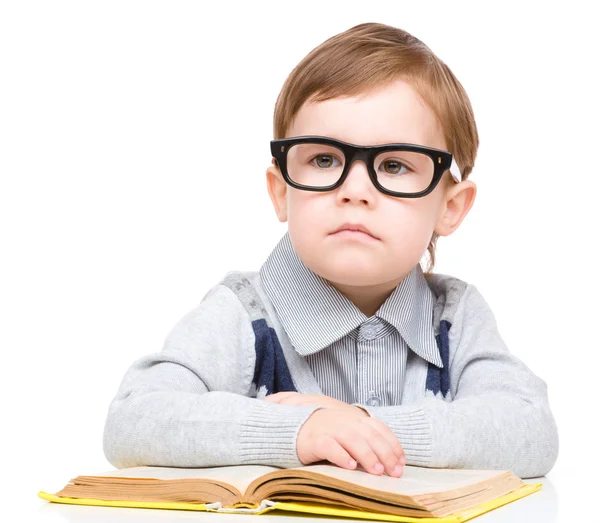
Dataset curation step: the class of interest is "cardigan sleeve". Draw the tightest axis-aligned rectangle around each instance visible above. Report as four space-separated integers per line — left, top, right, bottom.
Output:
103 283 319 469
360 284 559 478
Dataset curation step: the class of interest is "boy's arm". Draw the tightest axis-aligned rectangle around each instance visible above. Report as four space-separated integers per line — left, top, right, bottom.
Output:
360 284 559 479
103 283 319 469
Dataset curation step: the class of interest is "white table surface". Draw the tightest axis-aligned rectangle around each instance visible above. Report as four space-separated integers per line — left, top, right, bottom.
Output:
31 476 558 523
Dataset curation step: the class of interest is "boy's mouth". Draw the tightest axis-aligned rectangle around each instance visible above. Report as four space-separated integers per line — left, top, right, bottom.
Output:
330 222 380 240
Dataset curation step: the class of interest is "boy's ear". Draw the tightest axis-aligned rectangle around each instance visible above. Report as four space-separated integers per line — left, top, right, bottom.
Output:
266 158 288 222
434 179 477 236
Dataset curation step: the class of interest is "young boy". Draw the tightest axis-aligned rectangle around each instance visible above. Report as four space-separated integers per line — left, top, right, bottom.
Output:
103 22 558 480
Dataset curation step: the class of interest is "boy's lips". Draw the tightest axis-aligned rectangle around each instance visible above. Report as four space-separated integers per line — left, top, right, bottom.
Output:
330 222 380 240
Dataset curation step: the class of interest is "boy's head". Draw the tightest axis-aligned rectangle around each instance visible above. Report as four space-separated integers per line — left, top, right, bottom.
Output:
266 23 477 299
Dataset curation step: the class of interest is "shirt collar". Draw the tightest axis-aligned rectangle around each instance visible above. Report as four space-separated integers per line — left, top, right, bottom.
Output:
259 232 443 368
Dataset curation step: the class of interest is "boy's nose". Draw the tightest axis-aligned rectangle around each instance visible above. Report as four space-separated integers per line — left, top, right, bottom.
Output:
335 160 376 203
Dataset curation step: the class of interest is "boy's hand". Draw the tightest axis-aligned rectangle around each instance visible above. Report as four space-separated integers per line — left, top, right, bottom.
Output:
296 407 406 477
265 392 351 410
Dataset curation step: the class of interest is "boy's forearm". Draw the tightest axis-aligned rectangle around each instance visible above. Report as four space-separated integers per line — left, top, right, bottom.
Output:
102 283 322 470
362 283 558 479
104 389 318 469
362 392 559 478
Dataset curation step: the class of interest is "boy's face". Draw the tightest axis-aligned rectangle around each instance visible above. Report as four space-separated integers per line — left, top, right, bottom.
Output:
266 79 476 294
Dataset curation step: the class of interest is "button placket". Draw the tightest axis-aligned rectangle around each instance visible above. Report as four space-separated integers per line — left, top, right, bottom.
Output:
358 320 383 406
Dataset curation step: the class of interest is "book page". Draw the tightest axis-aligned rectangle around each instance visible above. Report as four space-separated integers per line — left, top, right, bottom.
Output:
91 465 280 495
292 464 510 496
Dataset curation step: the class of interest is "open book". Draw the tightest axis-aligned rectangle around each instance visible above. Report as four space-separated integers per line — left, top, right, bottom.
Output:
39 464 541 522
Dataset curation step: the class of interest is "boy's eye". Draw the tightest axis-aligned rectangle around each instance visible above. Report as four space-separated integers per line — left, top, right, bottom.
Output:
380 159 410 175
310 155 342 169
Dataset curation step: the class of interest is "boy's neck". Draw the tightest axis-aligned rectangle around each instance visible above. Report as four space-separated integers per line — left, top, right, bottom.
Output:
326 278 402 318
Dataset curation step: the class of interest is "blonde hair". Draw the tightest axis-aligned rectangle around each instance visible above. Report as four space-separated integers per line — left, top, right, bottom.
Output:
272 22 479 274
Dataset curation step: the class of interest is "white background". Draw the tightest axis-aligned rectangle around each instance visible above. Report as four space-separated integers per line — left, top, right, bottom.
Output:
1 1 598 521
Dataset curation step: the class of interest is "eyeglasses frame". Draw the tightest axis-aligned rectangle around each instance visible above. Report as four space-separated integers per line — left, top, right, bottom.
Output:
270 135 461 198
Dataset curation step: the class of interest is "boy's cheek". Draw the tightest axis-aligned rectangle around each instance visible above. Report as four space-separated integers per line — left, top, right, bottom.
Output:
287 196 329 232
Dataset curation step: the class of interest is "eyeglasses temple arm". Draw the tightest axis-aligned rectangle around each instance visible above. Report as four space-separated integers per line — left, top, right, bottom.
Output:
450 158 462 183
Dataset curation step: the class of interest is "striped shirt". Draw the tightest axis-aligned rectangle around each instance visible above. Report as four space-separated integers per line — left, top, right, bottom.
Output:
259 232 443 407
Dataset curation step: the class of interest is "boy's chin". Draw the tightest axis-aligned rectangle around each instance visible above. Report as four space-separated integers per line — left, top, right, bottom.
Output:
306 249 419 289
326 275 385 288
312 261 391 288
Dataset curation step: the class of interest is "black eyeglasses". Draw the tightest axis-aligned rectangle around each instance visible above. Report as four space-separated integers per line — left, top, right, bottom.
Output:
270 136 461 198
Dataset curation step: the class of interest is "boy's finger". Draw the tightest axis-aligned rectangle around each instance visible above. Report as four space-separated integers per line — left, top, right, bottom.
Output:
276 394 338 407
364 417 406 464
317 436 359 471
334 429 384 475
361 425 403 477
276 395 313 406
264 392 297 403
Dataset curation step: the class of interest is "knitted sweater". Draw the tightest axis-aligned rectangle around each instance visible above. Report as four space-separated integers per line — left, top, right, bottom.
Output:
103 270 559 478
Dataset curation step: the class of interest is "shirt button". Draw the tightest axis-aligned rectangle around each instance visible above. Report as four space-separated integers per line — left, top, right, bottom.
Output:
361 324 380 340
367 394 381 407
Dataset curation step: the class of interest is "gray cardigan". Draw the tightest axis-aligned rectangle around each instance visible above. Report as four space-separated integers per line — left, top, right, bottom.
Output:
103 270 559 479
